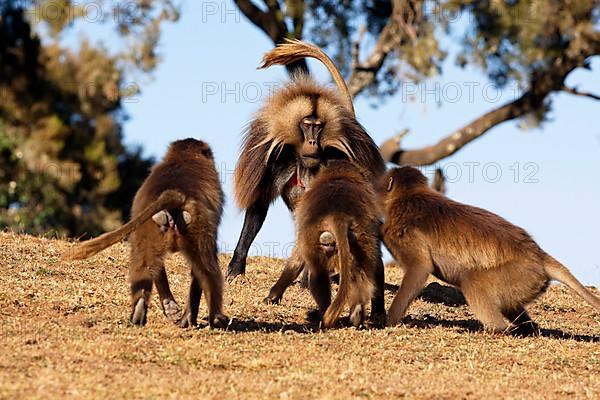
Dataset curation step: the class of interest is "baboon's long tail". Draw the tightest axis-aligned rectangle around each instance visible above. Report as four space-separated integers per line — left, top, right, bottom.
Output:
259 39 355 117
322 219 351 328
62 190 186 261
544 257 600 310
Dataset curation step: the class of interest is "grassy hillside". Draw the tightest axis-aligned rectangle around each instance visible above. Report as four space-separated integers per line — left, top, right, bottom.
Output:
1 232 599 399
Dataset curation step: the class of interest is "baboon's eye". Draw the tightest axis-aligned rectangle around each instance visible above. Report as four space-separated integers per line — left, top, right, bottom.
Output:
387 177 394 192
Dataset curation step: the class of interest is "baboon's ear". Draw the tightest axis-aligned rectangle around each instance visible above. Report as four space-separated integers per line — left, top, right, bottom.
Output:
387 177 394 192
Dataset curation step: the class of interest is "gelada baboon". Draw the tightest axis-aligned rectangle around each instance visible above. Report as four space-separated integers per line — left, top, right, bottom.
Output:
63 139 228 328
380 166 600 335
229 39 386 319
296 160 382 328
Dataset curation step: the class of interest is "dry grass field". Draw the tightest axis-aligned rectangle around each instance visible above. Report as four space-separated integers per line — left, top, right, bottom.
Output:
1 231 599 399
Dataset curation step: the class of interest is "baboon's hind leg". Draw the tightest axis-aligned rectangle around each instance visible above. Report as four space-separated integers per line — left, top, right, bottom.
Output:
308 267 332 322
349 303 366 327
129 254 153 326
264 248 305 304
179 277 202 328
153 265 183 322
370 257 386 325
186 244 229 328
503 305 539 336
463 290 509 334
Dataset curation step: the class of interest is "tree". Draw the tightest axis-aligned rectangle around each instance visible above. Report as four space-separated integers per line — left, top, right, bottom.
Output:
0 0 179 236
234 0 600 165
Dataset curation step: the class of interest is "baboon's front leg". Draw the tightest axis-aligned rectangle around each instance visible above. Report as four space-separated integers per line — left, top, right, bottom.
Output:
370 257 386 325
388 265 430 326
308 268 331 322
227 202 268 279
189 245 229 329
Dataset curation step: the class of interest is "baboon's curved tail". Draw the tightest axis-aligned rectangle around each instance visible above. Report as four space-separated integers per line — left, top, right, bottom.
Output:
544 257 600 310
322 219 351 328
62 190 186 261
259 39 355 117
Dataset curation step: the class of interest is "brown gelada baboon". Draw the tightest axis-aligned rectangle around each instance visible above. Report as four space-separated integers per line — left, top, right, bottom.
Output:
296 160 382 328
380 166 600 335
229 39 386 321
63 139 228 329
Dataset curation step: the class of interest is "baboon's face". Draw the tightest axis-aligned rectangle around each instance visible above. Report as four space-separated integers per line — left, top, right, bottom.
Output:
265 91 355 170
298 116 324 169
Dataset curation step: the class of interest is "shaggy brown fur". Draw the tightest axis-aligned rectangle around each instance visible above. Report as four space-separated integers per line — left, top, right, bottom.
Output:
234 74 384 210
63 139 228 328
228 40 386 321
380 166 600 335
296 160 382 328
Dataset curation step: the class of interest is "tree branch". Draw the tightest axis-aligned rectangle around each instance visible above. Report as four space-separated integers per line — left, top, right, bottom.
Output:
562 85 600 101
381 91 545 165
347 20 400 97
382 45 596 166
347 0 421 98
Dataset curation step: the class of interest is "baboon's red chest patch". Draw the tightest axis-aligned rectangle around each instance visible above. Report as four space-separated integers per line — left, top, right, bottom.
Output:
288 172 304 188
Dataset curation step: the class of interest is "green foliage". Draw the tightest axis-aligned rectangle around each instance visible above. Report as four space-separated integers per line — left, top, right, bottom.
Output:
459 0 598 87
0 1 178 237
305 0 446 97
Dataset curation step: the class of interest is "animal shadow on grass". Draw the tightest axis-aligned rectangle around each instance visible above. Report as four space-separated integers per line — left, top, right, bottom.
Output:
225 318 318 334
390 282 600 343
384 282 467 307
537 328 600 343
225 311 376 333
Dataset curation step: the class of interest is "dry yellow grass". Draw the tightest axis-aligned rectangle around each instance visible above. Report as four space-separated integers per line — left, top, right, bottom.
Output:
1 231 599 399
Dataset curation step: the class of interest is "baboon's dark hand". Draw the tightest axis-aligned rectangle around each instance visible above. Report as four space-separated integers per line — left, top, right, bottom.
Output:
227 257 246 279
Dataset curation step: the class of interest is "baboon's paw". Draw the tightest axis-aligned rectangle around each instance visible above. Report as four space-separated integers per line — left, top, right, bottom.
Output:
386 314 403 328
210 314 230 329
226 273 249 285
369 311 387 328
349 304 365 328
131 298 147 326
511 322 541 337
178 312 196 329
306 309 322 323
262 294 281 305
162 299 183 322
226 260 246 282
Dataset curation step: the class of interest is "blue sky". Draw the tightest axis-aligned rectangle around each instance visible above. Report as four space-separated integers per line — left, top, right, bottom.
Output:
73 2 600 285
